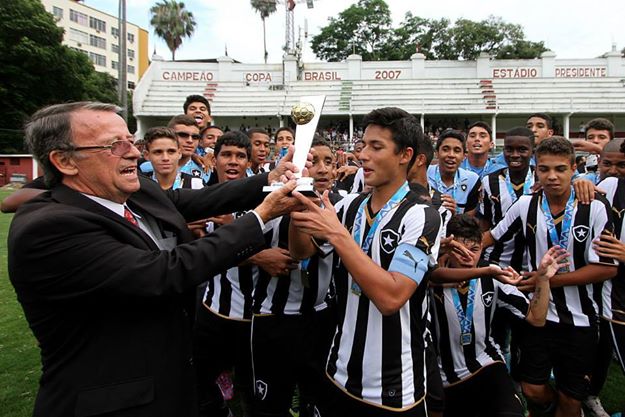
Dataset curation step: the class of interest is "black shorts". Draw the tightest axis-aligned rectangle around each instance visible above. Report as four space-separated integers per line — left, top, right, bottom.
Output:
316 375 427 417
251 309 335 417
443 362 523 417
518 321 598 401
425 341 444 413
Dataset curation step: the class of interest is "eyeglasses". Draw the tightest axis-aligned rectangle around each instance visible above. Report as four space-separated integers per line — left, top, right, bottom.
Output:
175 131 201 140
71 140 135 156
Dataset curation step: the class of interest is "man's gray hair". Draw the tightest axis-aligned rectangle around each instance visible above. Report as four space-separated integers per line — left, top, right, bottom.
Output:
25 102 122 186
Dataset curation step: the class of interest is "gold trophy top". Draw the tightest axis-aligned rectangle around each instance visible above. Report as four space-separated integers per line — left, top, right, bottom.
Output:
290 102 315 125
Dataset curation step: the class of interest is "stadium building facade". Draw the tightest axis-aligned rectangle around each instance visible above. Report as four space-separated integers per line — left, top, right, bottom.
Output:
133 51 625 146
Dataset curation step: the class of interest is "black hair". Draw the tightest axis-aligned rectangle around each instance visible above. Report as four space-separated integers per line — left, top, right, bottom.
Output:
468 121 492 140
214 131 251 159
361 107 421 171
436 129 466 151
505 127 535 148
408 182 432 205
274 126 295 142
183 94 211 115
535 136 575 165
446 214 482 243
246 127 270 138
585 118 615 140
527 113 554 130
416 131 435 165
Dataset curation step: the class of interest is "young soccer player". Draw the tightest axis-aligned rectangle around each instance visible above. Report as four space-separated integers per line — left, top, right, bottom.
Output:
289 107 442 417
483 136 618 417
433 214 565 417
479 127 535 271
250 137 341 417
428 129 481 215
461 122 505 178
143 127 204 190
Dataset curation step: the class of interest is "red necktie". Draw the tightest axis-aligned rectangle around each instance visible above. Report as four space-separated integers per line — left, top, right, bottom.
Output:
124 206 139 227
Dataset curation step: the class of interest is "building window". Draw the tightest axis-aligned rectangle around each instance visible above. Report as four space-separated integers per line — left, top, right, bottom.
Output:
69 28 89 45
127 33 135 43
112 44 119 53
69 9 88 26
89 16 106 32
128 49 135 60
128 81 135 89
112 61 118 70
112 27 119 37
10 159 20 166
89 34 106 49
128 65 135 74
89 52 106 67
52 6 63 20
71 47 88 55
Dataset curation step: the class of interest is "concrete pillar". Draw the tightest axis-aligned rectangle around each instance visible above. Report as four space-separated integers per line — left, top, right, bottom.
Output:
217 55 234 81
420 113 425 131
346 54 362 80
476 52 492 79
563 114 571 139
491 114 498 150
410 53 426 78
541 50 557 78
283 54 298 82
349 114 354 141
135 116 148 142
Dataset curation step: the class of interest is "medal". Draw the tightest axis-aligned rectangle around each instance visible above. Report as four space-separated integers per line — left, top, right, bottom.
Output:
451 280 477 347
461 333 472 346
541 188 575 273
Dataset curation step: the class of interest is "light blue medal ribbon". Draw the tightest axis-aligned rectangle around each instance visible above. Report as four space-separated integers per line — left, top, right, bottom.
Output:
433 167 461 214
541 187 576 273
350 182 410 296
451 280 477 346
503 168 534 204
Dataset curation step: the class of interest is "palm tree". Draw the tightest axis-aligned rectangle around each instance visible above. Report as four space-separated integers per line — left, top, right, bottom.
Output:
150 1 196 61
250 0 277 63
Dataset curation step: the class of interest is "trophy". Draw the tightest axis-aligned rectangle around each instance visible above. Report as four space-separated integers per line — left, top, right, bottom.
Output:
263 95 326 196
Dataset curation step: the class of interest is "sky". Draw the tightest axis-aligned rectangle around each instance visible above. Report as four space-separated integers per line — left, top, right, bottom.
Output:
86 0 625 63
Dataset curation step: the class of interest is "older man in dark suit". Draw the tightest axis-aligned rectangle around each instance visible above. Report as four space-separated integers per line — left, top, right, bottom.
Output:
7 102 302 417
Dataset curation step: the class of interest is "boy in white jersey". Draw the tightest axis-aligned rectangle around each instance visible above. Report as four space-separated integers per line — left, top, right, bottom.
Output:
289 107 442 417
434 214 563 417
483 136 618 417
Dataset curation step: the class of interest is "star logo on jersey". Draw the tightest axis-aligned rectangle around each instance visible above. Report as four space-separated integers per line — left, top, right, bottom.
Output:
573 225 590 243
191 169 202 177
255 380 268 400
482 291 494 307
380 229 400 254
461 184 467 192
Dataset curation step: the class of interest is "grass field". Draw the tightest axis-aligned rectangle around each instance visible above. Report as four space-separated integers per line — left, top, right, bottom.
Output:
0 189 623 416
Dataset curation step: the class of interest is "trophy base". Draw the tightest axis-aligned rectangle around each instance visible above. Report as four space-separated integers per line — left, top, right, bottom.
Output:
263 179 318 197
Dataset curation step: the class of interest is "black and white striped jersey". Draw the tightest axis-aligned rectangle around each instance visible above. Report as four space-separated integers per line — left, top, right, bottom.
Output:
597 177 625 324
326 191 442 409
491 192 616 327
202 211 259 321
480 168 534 271
432 277 529 386
350 167 365 194
253 193 344 315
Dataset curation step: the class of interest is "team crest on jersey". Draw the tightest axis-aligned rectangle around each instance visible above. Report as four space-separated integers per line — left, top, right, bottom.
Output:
572 225 590 243
380 229 400 254
481 291 494 307
191 169 202 177
255 379 268 400
461 184 467 192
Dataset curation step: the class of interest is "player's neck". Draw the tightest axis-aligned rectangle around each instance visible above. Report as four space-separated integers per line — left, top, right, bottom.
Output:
509 166 529 183
468 152 488 168
545 187 571 212
408 167 428 189
440 167 456 185
371 176 406 212
178 155 191 166
156 171 177 190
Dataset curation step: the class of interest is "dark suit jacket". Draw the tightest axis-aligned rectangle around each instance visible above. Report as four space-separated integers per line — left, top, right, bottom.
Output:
8 174 270 417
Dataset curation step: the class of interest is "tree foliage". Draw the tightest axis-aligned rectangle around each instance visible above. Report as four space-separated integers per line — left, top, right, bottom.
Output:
250 0 278 63
0 0 119 152
310 1 547 62
150 0 196 61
